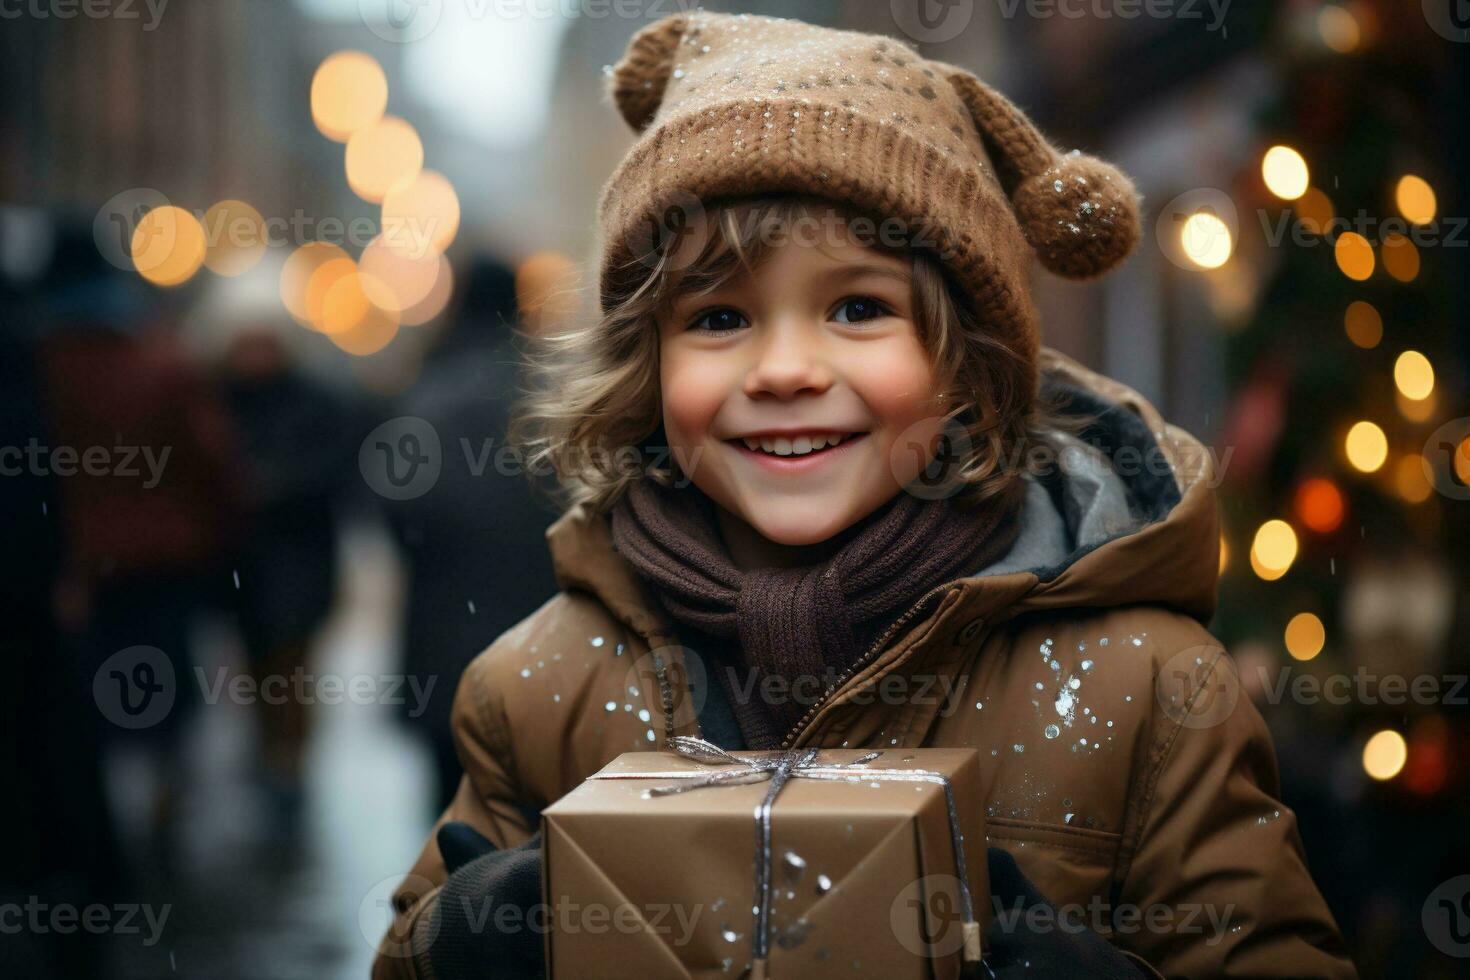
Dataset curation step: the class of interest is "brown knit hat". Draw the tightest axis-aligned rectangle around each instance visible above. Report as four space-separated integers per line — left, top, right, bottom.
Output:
597 10 1142 399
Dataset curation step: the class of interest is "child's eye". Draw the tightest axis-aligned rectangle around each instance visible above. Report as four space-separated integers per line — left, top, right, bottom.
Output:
831 296 892 324
688 307 748 333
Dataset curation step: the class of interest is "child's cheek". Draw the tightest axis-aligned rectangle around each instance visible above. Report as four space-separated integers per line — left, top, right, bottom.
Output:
659 353 730 454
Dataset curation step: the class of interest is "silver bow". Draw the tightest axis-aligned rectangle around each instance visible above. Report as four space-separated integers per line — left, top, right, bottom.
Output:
590 735 980 976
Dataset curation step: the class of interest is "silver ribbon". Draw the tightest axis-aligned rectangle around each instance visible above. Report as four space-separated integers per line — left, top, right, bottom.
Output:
589 735 979 975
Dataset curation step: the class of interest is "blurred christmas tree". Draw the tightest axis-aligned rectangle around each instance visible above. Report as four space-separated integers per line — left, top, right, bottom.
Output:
1197 3 1468 975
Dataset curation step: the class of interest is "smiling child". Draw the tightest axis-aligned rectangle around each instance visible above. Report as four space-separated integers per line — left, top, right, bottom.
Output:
373 11 1355 979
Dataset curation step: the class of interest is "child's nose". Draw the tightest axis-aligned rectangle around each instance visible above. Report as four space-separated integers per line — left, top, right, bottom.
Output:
741 323 834 400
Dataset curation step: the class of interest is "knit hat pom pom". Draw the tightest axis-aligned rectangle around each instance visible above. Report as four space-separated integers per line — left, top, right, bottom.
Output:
1012 152 1141 280
607 13 688 132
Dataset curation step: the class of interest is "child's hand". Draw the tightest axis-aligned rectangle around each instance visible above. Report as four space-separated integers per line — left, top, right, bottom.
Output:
427 822 545 979
983 847 1151 979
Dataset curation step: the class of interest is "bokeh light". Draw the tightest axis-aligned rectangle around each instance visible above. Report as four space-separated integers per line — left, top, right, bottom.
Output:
1343 300 1382 348
280 242 350 326
1334 231 1374 280
1295 477 1345 534
311 51 388 142
1394 174 1436 225
381 170 461 256
1293 187 1334 235
305 257 360 332
1393 454 1433 503
202 199 267 277
346 116 424 204
1251 519 1298 580
1180 212 1231 269
1344 421 1388 473
1380 233 1419 282
1262 145 1309 200
1317 4 1360 52
1394 350 1434 401
131 205 207 287
1362 730 1407 781
1284 612 1326 661
360 234 442 311
400 255 455 326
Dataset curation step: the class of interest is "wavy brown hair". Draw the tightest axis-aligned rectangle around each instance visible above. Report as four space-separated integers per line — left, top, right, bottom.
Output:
507 193 1093 516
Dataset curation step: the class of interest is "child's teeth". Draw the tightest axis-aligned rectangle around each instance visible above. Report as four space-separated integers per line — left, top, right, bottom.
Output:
741 433 852 456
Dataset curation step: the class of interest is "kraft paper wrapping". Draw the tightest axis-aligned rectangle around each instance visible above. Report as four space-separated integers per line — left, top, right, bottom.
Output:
541 745 988 979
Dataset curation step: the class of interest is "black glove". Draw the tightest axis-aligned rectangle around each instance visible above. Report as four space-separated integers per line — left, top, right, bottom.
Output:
982 847 1145 979
424 822 546 980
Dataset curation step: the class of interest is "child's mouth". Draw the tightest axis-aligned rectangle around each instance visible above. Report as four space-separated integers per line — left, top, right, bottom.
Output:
725 431 869 471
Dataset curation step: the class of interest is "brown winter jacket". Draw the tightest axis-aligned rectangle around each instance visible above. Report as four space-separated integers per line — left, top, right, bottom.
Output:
372 347 1357 979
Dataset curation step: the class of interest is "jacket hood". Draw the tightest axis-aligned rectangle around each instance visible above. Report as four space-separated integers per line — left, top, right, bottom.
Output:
545 346 1222 637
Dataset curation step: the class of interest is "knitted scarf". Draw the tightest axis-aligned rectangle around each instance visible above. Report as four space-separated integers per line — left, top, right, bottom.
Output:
609 477 1024 748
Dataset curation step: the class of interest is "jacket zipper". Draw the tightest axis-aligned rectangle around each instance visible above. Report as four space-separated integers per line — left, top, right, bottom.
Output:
778 581 960 749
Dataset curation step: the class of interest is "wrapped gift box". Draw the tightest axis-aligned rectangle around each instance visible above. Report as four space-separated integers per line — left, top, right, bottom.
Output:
541 739 988 979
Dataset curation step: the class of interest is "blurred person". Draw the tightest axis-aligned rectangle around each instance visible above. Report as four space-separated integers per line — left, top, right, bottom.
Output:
32 223 241 880
216 324 357 839
379 255 560 811
0 214 123 979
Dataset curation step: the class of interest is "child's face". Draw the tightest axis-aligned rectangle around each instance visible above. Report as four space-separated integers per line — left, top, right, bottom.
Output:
656 226 944 549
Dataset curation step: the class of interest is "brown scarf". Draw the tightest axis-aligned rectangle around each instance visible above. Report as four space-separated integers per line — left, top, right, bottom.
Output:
609 477 1024 748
